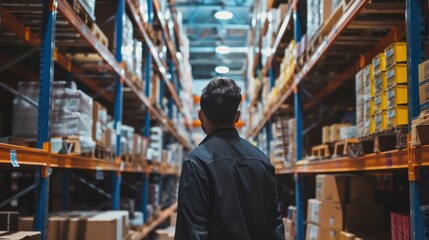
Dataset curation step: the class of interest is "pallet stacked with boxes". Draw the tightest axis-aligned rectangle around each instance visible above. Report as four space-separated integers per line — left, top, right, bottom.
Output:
363 64 375 136
271 116 291 168
412 59 429 146
307 175 386 239
385 43 408 129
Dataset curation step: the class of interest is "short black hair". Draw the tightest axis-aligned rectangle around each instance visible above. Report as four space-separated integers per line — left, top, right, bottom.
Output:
201 77 242 126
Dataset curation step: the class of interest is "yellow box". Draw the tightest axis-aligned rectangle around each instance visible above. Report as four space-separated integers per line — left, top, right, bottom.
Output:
385 42 407 67
374 72 387 94
373 53 386 75
387 106 408 128
418 59 429 84
364 99 374 119
386 64 407 88
420 81 429 111
374 92 387 113
364 117 375 136
375 111 387 132
387 85 408 108
363 64 374 82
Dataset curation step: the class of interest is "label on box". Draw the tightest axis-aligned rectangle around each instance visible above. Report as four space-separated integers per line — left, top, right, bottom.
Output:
387 89 395 99
387 68 395 79
311 202 320 223
388 110 396 119
386 48 394 58
374 57 380 67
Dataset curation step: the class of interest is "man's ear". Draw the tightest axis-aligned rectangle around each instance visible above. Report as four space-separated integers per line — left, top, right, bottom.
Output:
234 111 241 124
198 109 204 122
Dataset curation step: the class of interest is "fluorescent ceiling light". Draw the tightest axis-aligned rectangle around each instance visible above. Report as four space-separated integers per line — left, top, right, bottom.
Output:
215 46 231 54
215 66 229 74
159 67 166 73
215 11 233 20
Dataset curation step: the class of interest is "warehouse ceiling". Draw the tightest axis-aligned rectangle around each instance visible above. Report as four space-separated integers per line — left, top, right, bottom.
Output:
172 0 253 95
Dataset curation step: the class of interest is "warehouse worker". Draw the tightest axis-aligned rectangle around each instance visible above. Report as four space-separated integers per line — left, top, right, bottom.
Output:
175 77 284 240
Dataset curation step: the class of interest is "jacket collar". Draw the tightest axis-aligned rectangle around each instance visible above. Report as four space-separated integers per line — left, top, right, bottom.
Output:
199 128 239 145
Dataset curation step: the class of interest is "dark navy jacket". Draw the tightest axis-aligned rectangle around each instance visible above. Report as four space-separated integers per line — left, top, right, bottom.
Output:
175 128 284 240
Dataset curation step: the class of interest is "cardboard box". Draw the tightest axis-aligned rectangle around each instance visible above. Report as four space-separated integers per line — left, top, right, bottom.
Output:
307 199 343 229
288 206 297 222
306 223 340 240
316 175 346 203
285 233 296 240
0 231 41 240
330 124 351 142
344 204 384 236
322 126 331 144
339 231 355 240
419 81 429 111
285 218 296 236
0 212 19 231
419 59 429 84
348 176 375 203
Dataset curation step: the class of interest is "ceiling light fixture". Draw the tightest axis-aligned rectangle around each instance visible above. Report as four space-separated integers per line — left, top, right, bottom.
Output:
215 10 233 20
215 66 229 74
215 46 231 54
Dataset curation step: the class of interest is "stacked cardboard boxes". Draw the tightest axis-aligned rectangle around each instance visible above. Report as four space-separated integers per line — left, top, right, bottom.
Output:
19 211 129 240
307 175 384 239
270 116 292 167
92 101 108 147
372 52 388 132
288 118 297 162
355 69 365 137
306 175 345 240
363 64 375 136
284 206 297 240
419 59 429 113
385 42 408 129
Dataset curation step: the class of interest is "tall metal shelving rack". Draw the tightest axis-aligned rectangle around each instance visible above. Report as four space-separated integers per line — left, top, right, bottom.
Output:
0 0 192 239
246 0 428 239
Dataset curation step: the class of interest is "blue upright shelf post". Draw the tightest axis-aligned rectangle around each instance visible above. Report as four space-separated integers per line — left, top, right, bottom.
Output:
35 0 56 238
141 0 154 223
293 2 305 239
406 0 426 239
111 0 125 210
34 1 57 238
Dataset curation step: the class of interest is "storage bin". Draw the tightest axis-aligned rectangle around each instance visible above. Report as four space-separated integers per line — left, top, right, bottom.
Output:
374 72 387 94
386 64 407 88
385 42 407 67
387 85 408 108
373 53 386 75
387 106 408 128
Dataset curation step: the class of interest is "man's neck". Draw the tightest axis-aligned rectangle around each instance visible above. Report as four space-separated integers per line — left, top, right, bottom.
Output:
206 125 236 135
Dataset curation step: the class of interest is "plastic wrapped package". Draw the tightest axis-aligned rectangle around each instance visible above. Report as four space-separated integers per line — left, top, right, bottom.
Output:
51 111 80 137
133 39 143 81
122 15 134 72
12 81 77 138
12 82 39 138
53 89 93 116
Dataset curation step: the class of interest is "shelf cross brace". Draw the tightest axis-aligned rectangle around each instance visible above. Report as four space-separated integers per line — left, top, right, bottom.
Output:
0 183 36 209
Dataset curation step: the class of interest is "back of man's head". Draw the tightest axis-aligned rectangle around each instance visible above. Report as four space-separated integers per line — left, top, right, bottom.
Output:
201 77 242 126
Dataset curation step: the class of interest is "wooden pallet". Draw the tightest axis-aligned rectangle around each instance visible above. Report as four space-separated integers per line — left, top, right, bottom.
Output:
91 23 109 47
333 138 361 158
68 0 109 47
311 144 331 158
359 126 408 154
3 137 37 148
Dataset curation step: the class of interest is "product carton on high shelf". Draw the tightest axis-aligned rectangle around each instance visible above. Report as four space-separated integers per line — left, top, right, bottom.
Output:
316 175 346 203
330 123 351 142
307 199 343 229
306 223 340 240
92 101 108 147
339 231 355 240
